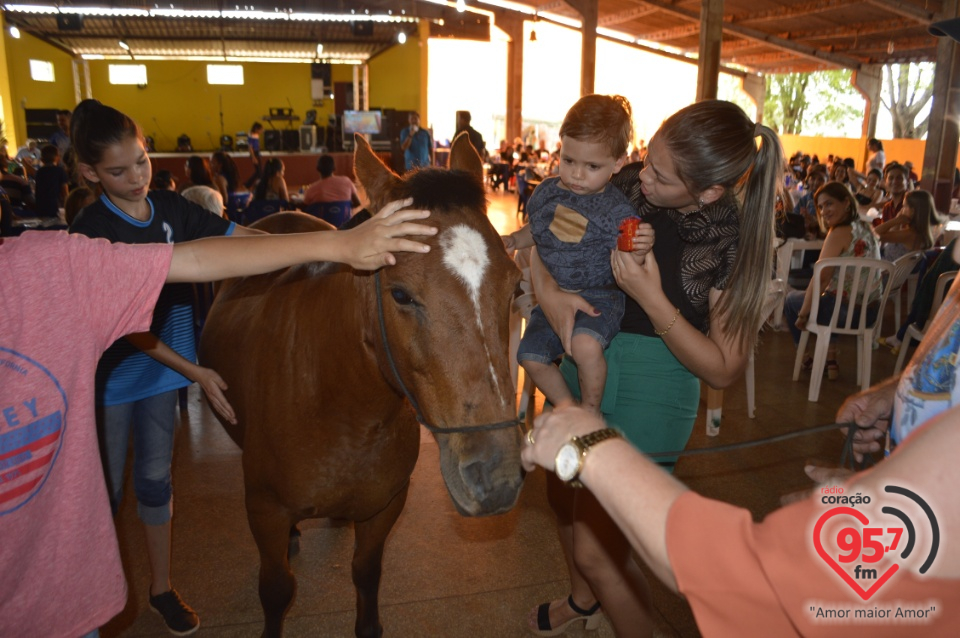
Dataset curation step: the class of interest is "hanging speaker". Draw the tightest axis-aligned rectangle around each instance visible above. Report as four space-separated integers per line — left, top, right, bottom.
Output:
352 21 374 37
56 14 84 31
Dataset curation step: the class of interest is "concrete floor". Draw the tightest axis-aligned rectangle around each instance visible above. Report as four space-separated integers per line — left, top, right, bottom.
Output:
102 190 907 637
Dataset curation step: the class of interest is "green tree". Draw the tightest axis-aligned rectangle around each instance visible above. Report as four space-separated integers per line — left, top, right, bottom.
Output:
764 70 863 136
882 63 934 138
764 73 809 134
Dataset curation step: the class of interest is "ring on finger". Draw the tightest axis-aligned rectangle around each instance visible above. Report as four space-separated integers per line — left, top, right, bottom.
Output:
526 430 536 446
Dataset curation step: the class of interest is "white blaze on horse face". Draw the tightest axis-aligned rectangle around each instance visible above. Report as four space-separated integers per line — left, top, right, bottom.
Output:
439 225 507 407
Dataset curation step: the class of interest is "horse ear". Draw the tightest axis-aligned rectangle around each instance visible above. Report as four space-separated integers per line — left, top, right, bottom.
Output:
449 131 483 180
354 133 402 210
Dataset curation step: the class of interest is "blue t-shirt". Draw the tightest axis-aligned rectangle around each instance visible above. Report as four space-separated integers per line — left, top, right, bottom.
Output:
400 127 432 170
528 176 637 290
70 190 236 405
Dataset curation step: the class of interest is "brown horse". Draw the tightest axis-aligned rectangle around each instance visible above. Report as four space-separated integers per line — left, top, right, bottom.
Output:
198 134 524 637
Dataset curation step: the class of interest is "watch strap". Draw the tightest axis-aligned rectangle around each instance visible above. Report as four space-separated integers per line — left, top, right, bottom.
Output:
566 427 621 488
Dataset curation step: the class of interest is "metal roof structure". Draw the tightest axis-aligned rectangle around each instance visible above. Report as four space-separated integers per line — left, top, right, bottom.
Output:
2 1 950 72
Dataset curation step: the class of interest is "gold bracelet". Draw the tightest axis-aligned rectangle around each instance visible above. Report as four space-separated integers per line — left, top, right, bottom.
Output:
655 307 680 337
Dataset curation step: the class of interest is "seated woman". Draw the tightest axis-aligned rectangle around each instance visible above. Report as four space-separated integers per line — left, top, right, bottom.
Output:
874 189 943 262
178 155 215 194
783 181 882 380
881 237 958 352
855 167 885 208
302 154 360 208
244 158 290 224
210 151 241 203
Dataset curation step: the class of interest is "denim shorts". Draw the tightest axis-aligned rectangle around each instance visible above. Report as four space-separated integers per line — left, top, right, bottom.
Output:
517 287 624 364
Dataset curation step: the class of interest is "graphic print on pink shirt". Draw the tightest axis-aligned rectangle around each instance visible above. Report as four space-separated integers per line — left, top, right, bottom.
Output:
0 348 69 514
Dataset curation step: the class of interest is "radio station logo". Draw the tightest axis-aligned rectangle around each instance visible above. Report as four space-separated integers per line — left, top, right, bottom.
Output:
813 484 939 601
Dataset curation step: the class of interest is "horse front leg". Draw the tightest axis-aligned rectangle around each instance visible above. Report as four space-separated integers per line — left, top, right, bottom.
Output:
246 490 297 638
352 482 410 638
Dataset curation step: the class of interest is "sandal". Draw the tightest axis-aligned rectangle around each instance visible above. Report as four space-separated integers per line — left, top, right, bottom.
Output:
826 359 839 381
801 355 813 372
529 595 602 636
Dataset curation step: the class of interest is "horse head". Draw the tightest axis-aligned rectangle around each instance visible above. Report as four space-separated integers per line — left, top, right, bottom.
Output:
355 134 524 516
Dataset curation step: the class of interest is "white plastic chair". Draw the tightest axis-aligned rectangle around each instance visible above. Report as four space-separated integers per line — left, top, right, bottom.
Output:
705 276 785 434
792 257 895 402
885 250 925 334
773 238 823 329
894 270 958 374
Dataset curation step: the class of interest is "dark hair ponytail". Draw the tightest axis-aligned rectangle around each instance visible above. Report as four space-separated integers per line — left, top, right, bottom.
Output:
70 99 142 167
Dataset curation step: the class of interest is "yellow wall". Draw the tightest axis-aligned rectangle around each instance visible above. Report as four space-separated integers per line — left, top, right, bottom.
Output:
0 14 17 147
86 59 355 152
2 26 76 147
369 30 422 115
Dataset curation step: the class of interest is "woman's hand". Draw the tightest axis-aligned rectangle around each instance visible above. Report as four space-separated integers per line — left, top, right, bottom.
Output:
531 248 597 355
521 405 607 473
611 245 665 308
620 221 655 259
339 198 437 269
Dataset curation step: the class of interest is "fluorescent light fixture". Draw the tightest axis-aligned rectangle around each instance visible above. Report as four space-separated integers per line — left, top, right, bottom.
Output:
220 10 289 20
9 26 21 38
398 31 407 44
118 40 130 50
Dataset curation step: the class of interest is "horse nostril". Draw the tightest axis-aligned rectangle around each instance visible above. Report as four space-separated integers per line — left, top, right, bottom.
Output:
460 458 495 494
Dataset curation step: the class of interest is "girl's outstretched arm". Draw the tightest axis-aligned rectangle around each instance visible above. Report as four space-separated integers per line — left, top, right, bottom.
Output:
168 198 436 282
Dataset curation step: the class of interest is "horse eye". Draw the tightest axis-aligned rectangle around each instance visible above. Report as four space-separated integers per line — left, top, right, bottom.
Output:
390 287 415 306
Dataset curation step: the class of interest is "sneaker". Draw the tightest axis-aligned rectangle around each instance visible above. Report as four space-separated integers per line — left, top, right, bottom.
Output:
149 589 199 636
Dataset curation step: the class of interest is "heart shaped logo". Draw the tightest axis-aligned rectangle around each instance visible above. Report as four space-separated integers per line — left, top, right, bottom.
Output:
814 507 899 600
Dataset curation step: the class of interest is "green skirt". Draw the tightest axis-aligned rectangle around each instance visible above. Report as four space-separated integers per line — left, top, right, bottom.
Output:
559 332 699 470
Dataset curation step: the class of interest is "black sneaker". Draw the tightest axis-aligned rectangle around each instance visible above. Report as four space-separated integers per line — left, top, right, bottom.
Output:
149 589 200 636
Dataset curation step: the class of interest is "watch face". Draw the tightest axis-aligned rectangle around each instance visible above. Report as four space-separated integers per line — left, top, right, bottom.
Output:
555 443 581 481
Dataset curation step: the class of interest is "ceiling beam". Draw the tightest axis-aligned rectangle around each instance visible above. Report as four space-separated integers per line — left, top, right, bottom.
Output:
826 37 937 54
598 6 658 27
864 0 937 24
637 23 699 42
774 18 917 42
634 0 864 69
730 0 851 25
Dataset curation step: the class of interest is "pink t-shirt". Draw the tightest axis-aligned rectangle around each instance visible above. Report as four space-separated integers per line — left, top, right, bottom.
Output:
302 174 359 206
0 231 171 637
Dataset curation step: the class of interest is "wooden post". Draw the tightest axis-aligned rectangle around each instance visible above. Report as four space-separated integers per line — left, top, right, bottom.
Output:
696 0 723 101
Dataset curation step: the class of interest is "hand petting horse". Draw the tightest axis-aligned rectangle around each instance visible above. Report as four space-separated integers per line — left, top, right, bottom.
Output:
199 133 524 638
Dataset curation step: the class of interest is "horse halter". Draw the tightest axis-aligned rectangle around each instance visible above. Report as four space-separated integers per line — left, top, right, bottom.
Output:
373 270 521 436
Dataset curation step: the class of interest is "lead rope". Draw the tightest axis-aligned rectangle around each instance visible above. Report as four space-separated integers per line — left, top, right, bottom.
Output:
373 270 521 436
645 420 878 471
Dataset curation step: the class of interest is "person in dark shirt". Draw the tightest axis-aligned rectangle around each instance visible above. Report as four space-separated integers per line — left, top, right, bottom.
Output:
34 144 70 218
455 111 486 159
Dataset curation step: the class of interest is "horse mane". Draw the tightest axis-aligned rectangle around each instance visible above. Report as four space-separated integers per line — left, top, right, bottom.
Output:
400 168 486 214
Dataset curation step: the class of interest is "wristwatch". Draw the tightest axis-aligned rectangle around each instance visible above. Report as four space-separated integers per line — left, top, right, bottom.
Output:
554 428 621 488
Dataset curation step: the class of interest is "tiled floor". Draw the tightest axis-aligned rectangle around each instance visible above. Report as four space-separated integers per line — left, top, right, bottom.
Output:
103 190 908 637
